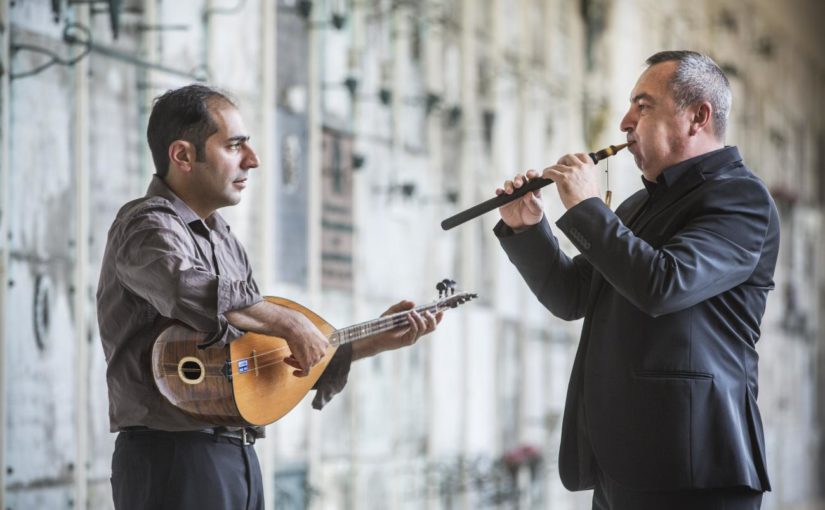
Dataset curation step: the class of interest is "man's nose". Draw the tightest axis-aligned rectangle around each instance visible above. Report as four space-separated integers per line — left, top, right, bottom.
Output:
619 110 634 133
243 146 260 169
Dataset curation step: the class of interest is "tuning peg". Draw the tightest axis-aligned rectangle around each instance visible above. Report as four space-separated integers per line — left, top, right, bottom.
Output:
440 278 457 296
436 281 447 298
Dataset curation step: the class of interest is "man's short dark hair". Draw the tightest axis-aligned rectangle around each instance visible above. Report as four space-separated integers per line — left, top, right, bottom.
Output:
146 84 235 178
646 50 732 139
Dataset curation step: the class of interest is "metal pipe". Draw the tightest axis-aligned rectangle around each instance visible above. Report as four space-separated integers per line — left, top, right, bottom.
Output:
0 0 11 504
258 0 277 508
307 0 322 302
138 0 159 181
458 2 476 509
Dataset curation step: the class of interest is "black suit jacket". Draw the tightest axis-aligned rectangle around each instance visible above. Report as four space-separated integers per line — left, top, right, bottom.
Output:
496 147 779 492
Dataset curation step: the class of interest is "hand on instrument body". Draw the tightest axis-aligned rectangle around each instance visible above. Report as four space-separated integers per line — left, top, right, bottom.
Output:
282 310 330 377
352 300 443 360
224 300 329 377
496 170 546 229
543 153 601 210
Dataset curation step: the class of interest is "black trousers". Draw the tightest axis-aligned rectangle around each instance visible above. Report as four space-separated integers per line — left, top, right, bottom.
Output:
592 468 763 510
111 430 264 510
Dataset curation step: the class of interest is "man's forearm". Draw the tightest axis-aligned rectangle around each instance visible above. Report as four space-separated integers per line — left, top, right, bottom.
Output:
350 338 388 361
224 300 303 339
225 300 330 375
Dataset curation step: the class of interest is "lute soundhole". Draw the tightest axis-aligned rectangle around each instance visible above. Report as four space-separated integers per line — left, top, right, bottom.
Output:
178 356 206 385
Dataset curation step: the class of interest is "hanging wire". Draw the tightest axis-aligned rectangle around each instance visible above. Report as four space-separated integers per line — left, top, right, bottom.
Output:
357 0 460 31
11 19 206 82
10 23 92 80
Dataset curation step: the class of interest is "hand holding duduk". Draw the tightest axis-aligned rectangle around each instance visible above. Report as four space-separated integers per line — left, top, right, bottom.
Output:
496 152 602 228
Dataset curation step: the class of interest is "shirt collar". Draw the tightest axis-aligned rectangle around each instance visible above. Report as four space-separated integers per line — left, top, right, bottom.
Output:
640 146 730 195
145 176 231 235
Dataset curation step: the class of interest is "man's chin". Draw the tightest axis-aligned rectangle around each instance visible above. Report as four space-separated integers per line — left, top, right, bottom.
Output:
218 194 243 208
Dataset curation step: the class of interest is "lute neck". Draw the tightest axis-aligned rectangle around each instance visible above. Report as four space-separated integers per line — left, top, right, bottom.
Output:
328 301 443 348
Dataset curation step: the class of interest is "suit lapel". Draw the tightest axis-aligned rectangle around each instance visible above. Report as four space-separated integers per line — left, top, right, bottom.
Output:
631 170 706 234
624 195 650 230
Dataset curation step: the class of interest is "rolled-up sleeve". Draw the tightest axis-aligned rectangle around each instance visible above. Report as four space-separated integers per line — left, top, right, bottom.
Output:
114 204 262 347
214 275 264 346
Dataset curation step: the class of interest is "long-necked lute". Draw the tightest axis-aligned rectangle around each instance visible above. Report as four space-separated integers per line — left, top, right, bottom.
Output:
151 291 477 427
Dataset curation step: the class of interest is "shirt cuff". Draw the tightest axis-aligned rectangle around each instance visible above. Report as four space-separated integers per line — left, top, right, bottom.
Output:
216 277 263 315
198 277 263 349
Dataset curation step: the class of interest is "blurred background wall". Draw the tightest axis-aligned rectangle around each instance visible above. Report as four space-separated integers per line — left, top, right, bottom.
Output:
1 0 823 509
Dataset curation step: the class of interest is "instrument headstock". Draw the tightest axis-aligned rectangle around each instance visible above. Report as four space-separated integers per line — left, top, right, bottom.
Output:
434 278 477 310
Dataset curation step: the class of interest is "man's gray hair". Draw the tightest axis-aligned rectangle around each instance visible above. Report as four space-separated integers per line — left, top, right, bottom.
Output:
646 50 732 139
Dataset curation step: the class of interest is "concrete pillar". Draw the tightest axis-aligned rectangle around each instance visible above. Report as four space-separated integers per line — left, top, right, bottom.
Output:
349 2 366 506
306 4 322 507
424 1 446 507
72 4 91 509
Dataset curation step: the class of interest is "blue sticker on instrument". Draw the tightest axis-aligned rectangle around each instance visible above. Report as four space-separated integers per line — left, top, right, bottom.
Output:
238 359 249 373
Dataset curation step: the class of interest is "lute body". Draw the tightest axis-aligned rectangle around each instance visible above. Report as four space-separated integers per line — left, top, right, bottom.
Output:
152 293 476 427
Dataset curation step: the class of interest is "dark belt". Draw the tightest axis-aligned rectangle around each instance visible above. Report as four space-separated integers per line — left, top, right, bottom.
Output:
200 427 256 446
121 426 257 446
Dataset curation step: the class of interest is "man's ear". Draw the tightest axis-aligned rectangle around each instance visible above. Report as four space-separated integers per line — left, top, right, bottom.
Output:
168 140 196 173
688 101 713 136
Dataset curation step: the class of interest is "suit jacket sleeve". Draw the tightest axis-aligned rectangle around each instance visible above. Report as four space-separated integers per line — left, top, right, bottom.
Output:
494 217 594 321
556 177 773 317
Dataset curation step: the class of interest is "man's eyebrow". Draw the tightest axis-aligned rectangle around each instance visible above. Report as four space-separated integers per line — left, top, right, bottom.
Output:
630 92 655 104
226 135 251 143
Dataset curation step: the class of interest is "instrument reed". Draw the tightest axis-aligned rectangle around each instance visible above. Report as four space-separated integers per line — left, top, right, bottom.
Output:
440 142 632 231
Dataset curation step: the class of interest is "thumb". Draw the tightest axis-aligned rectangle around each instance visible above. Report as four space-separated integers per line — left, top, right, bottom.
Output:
382 300 415 316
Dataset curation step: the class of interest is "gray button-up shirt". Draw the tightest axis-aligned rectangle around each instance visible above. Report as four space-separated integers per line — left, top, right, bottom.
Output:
99 177 352 432
97 177 264 431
